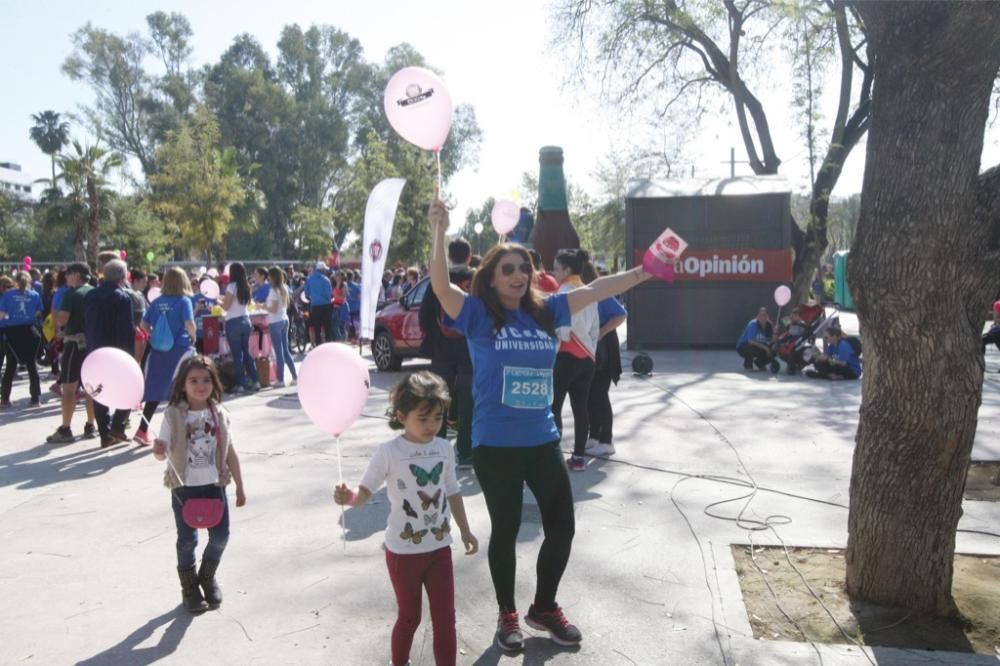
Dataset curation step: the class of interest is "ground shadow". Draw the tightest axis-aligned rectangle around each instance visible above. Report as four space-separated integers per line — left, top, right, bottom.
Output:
851 601 976 655
0 440 149 490
471 636 581 665
74 606 193 666
340 486 390 541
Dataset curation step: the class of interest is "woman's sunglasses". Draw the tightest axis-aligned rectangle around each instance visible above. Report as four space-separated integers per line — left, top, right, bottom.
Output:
499 262 532 277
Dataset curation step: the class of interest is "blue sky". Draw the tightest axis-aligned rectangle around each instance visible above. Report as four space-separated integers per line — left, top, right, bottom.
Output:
3 1 999 225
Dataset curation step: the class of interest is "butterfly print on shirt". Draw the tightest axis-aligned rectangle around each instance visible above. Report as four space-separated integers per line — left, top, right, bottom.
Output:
400 522 428 545
402 499 419 519
418 489 441 511
409 462 443 487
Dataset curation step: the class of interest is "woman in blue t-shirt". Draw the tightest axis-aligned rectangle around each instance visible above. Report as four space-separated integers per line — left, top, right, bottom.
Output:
134 267 196 444
0 271 43 406
427 197 655 652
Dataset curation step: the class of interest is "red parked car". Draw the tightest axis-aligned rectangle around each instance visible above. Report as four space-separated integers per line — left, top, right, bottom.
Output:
371 277 430 371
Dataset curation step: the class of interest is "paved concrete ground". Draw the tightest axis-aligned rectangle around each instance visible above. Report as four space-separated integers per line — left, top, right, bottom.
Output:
2 325 1000 665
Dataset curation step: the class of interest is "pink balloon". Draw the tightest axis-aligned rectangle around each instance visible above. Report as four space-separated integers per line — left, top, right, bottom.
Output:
207 268 219 278
223 263 231 277
81 347 143 410
200 280 220 300
491 199 520 235
297 343 370 436
119 250 127 260
774 285 792 307
147 287 162 302
22 256 32 265
383 67 453 151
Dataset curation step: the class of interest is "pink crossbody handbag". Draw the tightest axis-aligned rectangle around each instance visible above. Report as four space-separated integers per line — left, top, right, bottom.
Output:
167 408 226 529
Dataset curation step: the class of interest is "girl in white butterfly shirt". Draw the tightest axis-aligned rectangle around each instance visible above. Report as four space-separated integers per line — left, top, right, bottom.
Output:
334 371 478 666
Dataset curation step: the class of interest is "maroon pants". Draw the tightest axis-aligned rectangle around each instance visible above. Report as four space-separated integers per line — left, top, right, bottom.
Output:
385 546 456 666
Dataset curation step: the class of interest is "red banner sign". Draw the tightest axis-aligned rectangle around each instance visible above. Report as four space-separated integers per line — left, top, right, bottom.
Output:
634 248 792 282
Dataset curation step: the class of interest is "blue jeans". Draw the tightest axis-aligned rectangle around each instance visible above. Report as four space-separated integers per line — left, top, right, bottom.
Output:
225 316 258 389
268 320 297 382
171 485 229 569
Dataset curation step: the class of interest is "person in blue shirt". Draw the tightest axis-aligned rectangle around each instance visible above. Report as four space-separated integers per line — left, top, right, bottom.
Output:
304 262 333 347
0 271 43 406
736 307 775 371
807 324 861 380
135 267 196 444
252 267 271 305
346 269 361 340
427 196 657 652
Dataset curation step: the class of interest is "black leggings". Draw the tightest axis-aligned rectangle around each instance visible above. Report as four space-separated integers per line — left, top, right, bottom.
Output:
472 442 574 613
137 401 159 434
587 366 614 444
1 325 41 401
737 342 771 368
552 352 595 457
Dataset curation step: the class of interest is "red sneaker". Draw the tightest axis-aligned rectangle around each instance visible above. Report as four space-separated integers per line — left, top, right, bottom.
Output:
133 430 151 446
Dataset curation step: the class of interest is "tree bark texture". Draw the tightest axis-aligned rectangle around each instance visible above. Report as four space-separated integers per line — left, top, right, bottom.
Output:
846 1 1000 614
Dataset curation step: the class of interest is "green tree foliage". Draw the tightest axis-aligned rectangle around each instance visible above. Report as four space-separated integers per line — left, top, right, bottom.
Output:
62 14 198 177
103 193 170 269
553 0 871 298
150 107 250 261
55 141 124 265
60 14 482 265
29 111 71 193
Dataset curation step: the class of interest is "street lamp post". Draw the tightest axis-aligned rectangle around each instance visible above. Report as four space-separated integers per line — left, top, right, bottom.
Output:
473 222 483 255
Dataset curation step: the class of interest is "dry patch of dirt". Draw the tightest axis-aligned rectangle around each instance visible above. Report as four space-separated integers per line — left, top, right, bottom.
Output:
733 545 1000 656
965 461 1000 501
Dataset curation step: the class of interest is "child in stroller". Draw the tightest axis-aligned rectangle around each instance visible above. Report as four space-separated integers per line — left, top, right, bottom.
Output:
770 303 828 374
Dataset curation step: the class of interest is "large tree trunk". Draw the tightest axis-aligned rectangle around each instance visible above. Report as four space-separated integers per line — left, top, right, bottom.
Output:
846 1 1000 615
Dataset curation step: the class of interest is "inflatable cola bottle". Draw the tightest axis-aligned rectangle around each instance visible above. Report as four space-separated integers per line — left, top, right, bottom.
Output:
529 146 579 270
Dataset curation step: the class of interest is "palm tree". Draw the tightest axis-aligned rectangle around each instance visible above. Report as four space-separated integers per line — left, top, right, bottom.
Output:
57 141 123 265
29 111 70 194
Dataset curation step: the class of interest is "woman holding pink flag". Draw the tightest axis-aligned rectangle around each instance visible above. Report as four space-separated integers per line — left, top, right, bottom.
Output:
426 196 671 653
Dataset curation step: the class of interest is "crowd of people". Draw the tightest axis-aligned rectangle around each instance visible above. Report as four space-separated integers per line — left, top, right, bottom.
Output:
736 302 864 380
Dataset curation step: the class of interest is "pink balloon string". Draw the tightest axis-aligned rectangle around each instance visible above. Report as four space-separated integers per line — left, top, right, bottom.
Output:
336 434 346 553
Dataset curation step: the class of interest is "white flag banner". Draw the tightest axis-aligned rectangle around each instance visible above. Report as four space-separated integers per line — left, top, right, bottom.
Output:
360 178 406 339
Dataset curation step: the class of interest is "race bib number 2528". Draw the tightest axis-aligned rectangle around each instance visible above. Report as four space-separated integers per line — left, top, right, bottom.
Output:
502 367 553 409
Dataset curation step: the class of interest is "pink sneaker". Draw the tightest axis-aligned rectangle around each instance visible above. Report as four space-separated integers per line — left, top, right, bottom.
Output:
133 430 151 446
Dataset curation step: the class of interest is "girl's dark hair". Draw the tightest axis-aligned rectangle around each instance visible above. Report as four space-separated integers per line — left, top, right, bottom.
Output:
555 248 594 277
169 355 225 407
229 262 251 304
471 244 555 336
387 371 451 430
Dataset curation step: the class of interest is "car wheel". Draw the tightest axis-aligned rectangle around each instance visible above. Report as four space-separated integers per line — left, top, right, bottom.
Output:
372 331 402 372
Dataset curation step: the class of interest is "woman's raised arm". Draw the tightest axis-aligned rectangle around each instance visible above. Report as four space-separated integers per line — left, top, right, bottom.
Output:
427 198 466 320
566 267 653 315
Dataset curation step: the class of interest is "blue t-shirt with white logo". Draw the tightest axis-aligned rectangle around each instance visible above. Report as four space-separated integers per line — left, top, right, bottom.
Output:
0 289 42 327
143 294 194 350
450 293 571 448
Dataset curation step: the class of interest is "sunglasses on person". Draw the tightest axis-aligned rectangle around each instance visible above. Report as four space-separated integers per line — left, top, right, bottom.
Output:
499 261 532 277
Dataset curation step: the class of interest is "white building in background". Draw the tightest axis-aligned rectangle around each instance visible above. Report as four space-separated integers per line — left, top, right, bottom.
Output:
0 162 33 199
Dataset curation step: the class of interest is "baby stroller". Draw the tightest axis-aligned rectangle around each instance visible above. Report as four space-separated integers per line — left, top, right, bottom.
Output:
770 304 830 374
